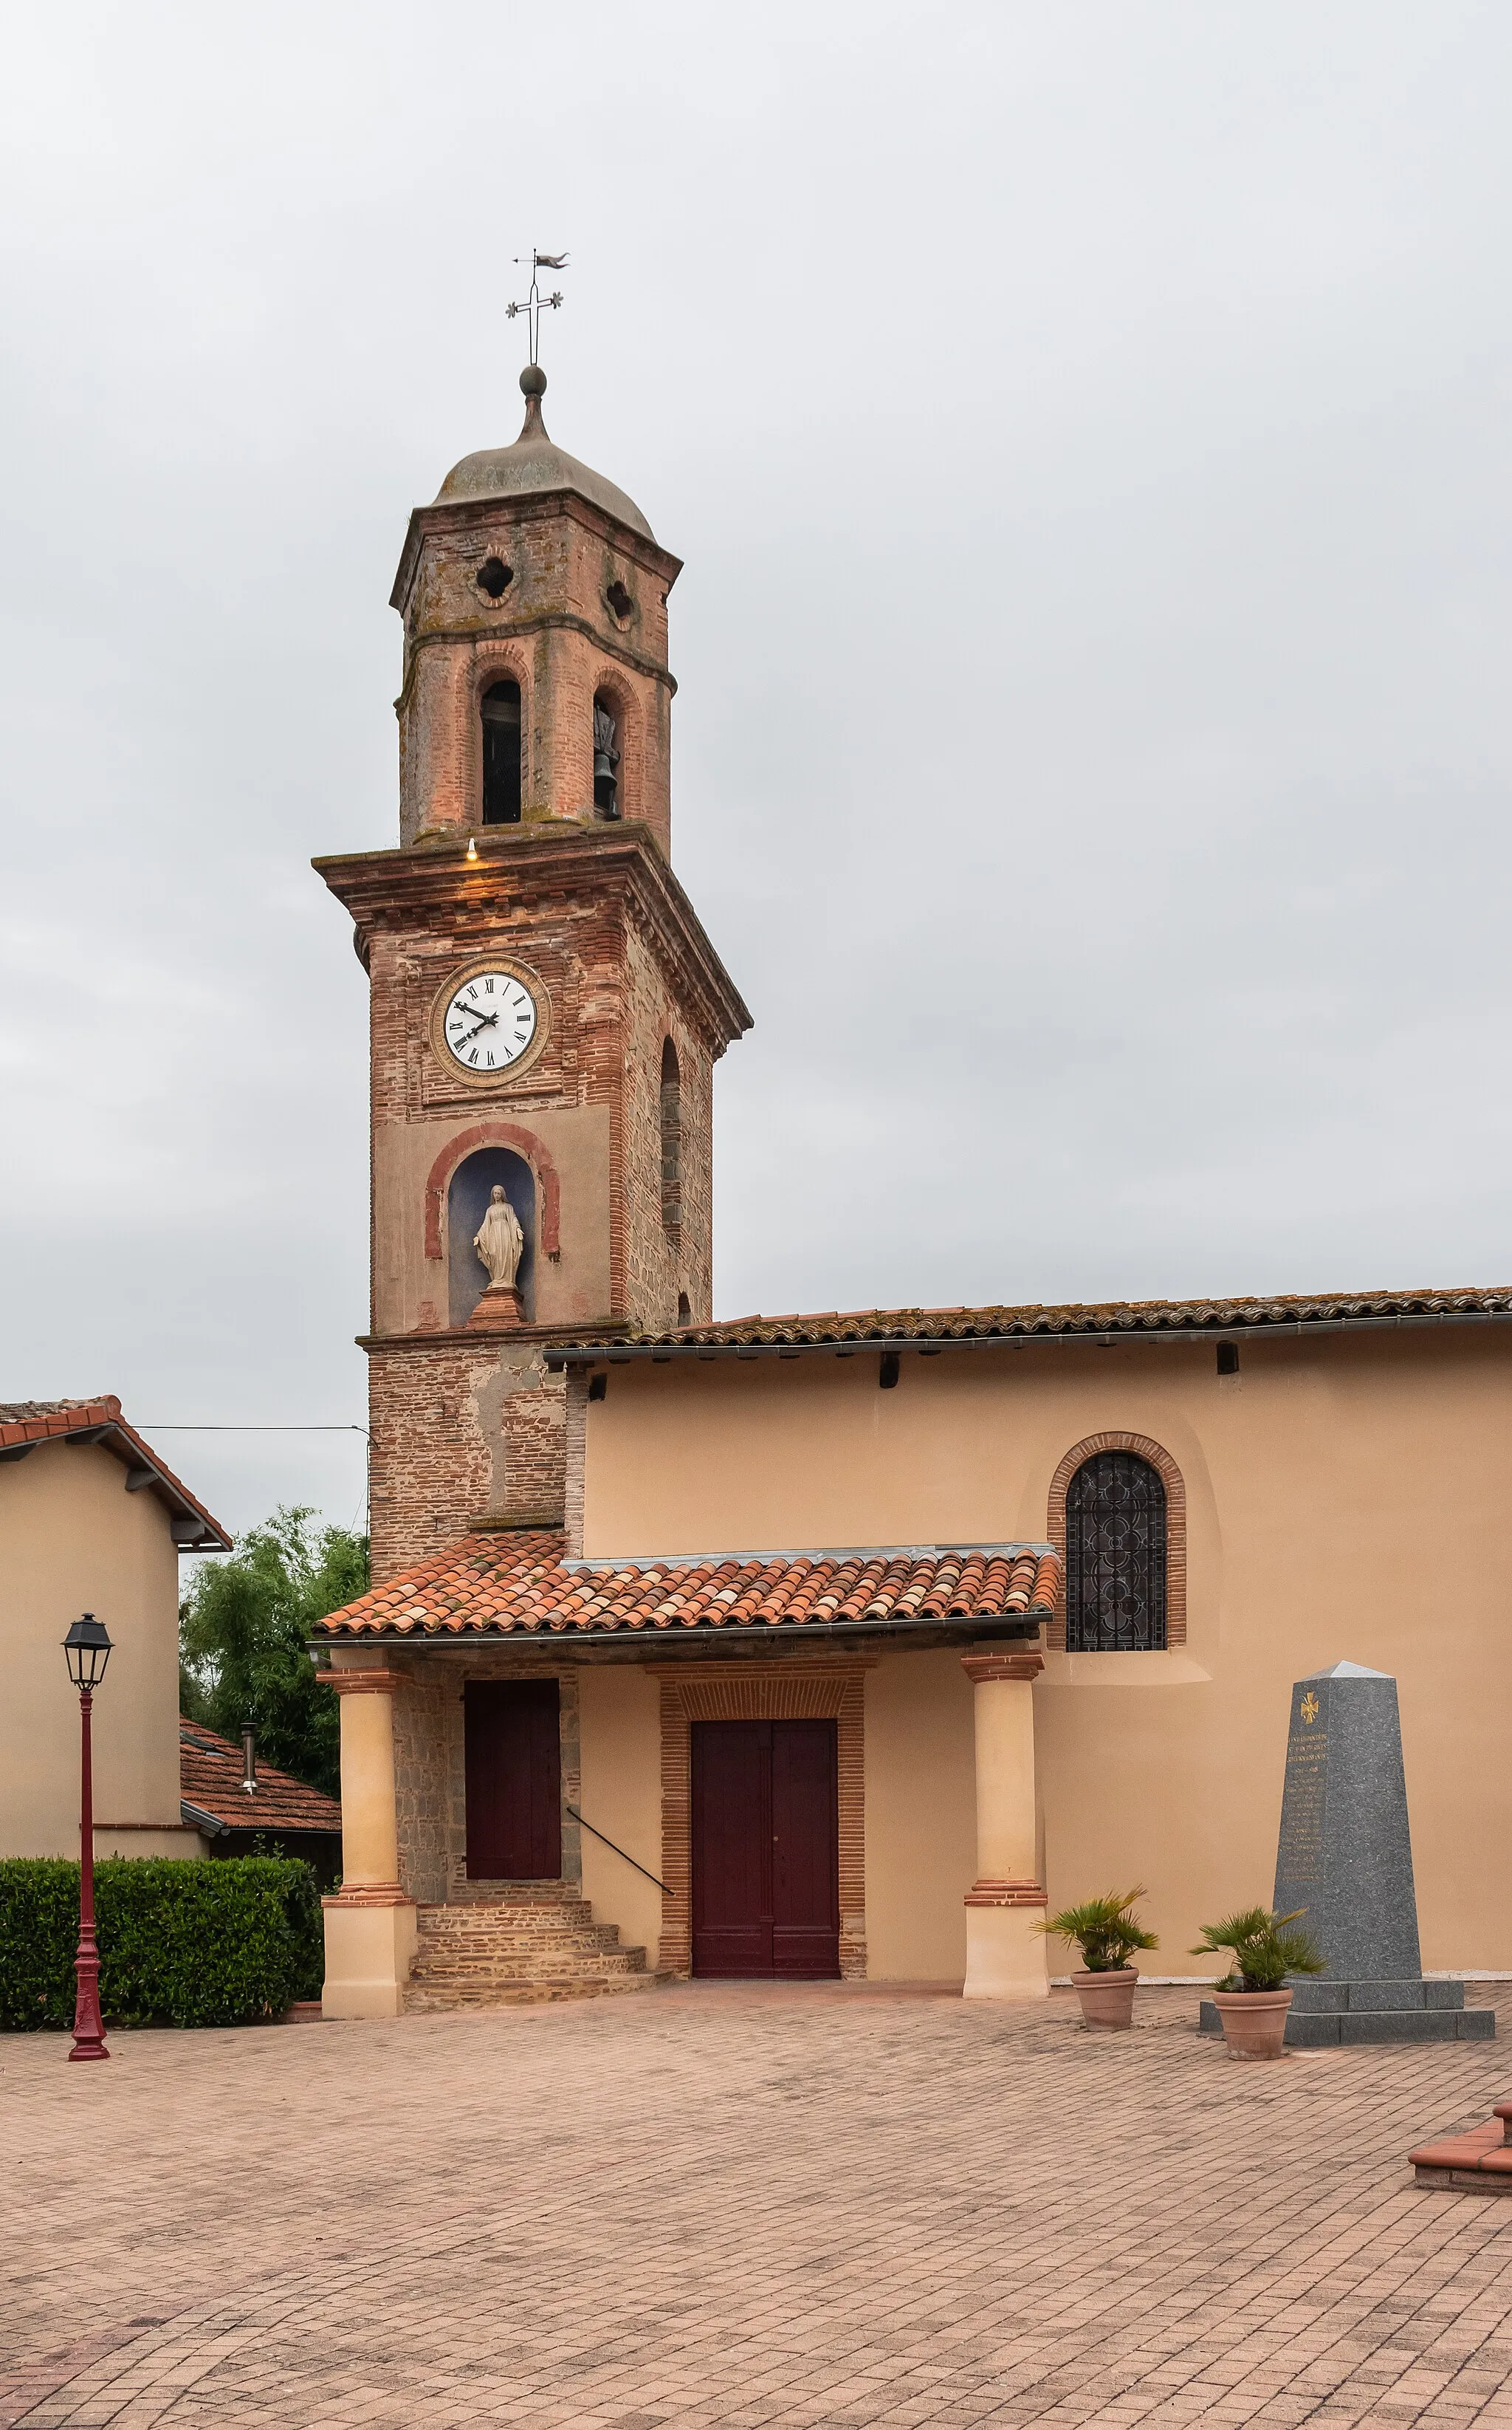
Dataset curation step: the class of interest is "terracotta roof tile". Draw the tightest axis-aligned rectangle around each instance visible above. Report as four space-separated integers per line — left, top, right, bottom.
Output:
179 1719 341 1835
314 1533 1061 1643
546 1285 1512 1359
0 1397 231 1549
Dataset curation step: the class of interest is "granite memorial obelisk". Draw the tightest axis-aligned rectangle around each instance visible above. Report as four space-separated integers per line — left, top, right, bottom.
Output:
1203 1661 1493 2045
1273 1660 1421 1981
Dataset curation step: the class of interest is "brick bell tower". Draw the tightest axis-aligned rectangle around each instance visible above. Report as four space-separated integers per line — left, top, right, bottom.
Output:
315 364 751 1582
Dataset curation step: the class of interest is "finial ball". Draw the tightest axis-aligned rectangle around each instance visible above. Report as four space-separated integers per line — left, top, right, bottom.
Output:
519 364 548 397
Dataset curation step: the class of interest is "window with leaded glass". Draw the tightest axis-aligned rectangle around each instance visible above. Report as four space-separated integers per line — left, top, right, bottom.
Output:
1065 1451 1168 1651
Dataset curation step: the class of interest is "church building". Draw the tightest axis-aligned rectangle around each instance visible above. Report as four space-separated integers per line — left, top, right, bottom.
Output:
312 367 1512 2018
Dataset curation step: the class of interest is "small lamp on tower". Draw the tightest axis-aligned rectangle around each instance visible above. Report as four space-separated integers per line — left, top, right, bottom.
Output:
61 1613 113 2062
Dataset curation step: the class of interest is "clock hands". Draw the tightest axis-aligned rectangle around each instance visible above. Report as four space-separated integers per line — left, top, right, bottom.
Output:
447 984 535 1068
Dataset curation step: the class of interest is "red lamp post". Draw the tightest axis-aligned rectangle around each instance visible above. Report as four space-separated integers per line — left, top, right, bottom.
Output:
62 1613 113 2063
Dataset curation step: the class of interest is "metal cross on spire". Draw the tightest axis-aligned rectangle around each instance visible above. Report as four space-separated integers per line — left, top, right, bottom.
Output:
506 250 569 366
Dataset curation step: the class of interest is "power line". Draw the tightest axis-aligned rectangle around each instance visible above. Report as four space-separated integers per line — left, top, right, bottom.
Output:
139 1424 369 1435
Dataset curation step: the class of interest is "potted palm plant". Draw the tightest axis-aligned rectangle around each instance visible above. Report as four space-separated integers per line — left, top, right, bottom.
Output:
1191 1906 1324 2059
1037 1887 1158 2028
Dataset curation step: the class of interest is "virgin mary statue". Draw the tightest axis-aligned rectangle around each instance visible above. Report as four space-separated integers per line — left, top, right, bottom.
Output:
473 1185 525 1291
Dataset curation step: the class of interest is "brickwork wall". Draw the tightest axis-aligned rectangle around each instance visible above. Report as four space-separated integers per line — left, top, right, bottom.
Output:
395 492 674 853
619 914 714 1330
368 1346 495 1580
368 1344 567 1582
391 1667 453 1904
562 1372 588 1557
383 1654 585 1899
501 1367 568 1525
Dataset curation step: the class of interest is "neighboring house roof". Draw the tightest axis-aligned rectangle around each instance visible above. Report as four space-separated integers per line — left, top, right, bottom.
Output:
179 1718 341 1837
313 1530 1061 1644
544 1285 1512 1361
0 1398 231 1550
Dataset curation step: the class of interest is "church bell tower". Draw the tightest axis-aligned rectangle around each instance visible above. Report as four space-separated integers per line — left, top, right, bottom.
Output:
316 365 751 1582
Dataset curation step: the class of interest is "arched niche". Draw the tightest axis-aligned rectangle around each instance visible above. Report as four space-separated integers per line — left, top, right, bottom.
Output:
447 1147 536 1326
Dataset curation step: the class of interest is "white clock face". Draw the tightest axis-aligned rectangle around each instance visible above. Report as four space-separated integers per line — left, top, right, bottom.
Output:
441 971 538 1074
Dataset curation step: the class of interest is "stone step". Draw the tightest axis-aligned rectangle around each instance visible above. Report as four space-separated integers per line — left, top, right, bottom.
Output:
421 1895 599 1912
404 1971 666 2014
404 1894 657 2011
416 1932 630 1958
429 1886 590 1909
417 1910 613 1933
413 1954 647 1983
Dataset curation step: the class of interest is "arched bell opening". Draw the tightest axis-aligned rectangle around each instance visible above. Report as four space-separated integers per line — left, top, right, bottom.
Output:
481 680 522 826
592 691 621 819
447 1147 536 1326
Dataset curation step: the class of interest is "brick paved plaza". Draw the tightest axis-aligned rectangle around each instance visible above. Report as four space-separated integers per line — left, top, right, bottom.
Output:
6 1985 1512 2428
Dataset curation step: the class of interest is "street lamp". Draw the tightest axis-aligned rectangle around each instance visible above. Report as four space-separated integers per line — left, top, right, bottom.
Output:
62 1614 112 2063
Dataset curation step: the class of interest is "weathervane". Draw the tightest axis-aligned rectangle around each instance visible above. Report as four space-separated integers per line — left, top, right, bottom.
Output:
507 250 569 366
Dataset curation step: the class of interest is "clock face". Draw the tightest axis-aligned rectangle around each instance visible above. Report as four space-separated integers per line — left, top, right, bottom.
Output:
441 971 538 1074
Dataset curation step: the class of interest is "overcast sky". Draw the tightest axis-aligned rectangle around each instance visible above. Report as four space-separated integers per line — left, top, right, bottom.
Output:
3 3 1510 1536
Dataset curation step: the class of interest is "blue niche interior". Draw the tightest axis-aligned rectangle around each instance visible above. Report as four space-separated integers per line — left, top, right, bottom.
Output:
447 1147 536 1327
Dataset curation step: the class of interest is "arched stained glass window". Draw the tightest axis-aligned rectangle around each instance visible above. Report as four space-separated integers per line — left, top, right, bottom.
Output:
1065 1452 1167 1652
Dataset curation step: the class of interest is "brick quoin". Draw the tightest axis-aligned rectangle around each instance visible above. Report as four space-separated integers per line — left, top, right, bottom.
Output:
317 390 749 1578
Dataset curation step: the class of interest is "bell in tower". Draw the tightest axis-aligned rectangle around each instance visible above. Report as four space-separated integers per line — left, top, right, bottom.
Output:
315 349 750 1582
592 700 620 820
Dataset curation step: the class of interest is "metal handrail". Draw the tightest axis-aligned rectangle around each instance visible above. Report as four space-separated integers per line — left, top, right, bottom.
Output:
566 1805 669 1895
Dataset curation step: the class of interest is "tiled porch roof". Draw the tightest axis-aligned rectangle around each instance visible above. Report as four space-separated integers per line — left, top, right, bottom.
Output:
545 1284 1512 1359
314 1532 1061 1643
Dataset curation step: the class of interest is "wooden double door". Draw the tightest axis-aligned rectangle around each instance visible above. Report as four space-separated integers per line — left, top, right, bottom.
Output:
691 1719 840 1978
464 1680 561 1879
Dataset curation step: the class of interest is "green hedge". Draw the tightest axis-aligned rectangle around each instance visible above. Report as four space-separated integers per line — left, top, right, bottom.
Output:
0 1857 323 2031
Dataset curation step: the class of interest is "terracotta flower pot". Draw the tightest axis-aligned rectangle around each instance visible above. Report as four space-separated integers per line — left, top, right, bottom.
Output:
1071 1966 1138 2029
1212 1986 1293 2059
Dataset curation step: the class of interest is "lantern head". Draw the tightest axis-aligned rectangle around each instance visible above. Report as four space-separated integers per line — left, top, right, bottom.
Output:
63 1613 112 1692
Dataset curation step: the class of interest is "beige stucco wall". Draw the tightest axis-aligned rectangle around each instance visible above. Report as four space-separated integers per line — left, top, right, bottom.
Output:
864 1651 977 1982
581 1326 1512 1972
577 1665 663 1962
0 1440 188 1858
374 1100 613 1336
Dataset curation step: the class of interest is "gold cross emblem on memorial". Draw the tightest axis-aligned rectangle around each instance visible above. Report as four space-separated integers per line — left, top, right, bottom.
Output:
1299 1692 1320 1725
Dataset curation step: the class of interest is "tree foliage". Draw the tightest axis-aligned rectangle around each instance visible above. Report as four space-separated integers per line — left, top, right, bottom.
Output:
179 1506 367 1799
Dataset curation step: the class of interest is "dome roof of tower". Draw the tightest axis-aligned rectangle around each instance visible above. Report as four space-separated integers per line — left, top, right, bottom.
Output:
434 368 655 540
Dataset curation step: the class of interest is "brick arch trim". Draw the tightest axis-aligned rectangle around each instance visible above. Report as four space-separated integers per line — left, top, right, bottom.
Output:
423 1122 562 1262
647 1662 872 1981
468 636 532 693
1046 1431 1186 1650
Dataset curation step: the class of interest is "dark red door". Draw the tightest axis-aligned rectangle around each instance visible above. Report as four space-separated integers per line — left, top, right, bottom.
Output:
691 1720 839 1978
464 1680 561 1879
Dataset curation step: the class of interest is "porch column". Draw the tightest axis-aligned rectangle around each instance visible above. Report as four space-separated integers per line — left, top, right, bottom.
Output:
321 1668 419 2019
961 1650 1049 2000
